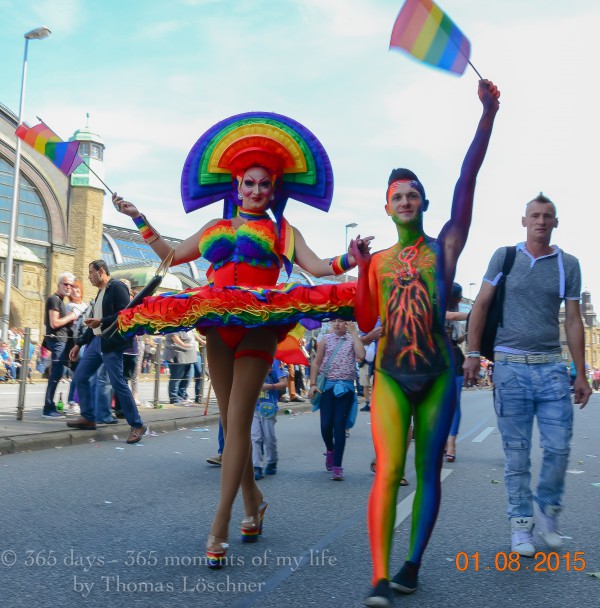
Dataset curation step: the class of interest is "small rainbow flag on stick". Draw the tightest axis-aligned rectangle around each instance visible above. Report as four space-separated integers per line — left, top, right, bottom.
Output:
16 119 114 193
390 0 480 78
15 121 84 176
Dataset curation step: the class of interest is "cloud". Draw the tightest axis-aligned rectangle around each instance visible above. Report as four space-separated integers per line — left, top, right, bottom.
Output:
133 20 186 41
30 0 86 34
295 0 390 39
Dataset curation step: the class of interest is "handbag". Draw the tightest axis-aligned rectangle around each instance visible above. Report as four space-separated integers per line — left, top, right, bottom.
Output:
468 246 516 361
311 337 347 409
258 398 278 419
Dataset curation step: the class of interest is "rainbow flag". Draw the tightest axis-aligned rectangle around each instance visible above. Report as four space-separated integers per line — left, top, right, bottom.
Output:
15 121 84 176
390 0 471 76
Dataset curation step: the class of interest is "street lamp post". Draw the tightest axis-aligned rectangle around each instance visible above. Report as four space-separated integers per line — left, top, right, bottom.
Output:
344 222 358 282
469 282 476 302
1 26 51 341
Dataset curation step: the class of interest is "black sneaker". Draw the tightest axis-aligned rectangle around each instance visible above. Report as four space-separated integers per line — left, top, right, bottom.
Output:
254 467 264 480
363 579 392 607
265 462 277 475
360 404 371 412
390 561 418 594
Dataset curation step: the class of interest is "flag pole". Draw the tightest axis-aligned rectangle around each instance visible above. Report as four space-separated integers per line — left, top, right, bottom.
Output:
467 59 483 80
82 161 114 195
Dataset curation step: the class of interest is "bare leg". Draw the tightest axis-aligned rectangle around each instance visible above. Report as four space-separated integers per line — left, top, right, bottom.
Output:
206 328 277 542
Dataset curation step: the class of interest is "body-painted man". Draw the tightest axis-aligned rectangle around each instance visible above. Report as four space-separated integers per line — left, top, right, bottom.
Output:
353 80 500 607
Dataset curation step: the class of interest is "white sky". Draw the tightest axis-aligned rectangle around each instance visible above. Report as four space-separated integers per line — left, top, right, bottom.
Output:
1 0 599 303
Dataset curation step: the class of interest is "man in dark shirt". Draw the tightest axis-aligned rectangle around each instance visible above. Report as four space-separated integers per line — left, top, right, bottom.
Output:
68 260 146 444
43 272 78 418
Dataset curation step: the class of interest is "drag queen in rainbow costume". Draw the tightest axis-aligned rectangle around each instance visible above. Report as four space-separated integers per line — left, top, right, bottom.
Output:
114 113 369 567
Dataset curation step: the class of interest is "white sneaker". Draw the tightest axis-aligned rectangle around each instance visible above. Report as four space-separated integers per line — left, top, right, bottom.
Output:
535 503 563 549
510 517 535 557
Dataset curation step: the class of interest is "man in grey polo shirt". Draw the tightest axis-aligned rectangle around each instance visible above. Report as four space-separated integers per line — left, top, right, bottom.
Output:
464 193 591 557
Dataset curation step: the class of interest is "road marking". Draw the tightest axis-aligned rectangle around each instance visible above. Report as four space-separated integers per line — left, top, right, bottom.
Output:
394 468 453 529
472 427 495 443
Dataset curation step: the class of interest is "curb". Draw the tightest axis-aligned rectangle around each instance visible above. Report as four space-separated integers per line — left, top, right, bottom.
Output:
0 402 314 456
0 414 221 456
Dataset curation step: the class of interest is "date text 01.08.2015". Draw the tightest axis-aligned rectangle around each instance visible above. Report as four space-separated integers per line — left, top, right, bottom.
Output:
455 551 586 572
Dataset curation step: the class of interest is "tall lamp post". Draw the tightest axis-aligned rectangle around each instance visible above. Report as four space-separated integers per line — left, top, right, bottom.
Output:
469 282 476 302
1 26 51 341
344 222 358 282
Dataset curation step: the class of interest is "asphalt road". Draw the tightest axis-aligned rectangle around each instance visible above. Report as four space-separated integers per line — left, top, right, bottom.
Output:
0 389 598 608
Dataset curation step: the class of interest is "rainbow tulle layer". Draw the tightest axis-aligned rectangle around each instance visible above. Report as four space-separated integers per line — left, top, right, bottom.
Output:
118 282 356 336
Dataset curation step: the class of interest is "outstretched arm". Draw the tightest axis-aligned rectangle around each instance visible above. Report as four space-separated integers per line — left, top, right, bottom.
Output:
439 80 500 278
113 193 218 265
293 228 374 278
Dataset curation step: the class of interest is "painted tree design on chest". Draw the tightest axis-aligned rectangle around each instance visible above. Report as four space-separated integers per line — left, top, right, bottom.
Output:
381 238 441 370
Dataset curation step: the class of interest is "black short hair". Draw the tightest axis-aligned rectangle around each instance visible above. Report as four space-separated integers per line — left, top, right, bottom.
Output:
387 168 428 209
89 259 110 275
388 168 421 187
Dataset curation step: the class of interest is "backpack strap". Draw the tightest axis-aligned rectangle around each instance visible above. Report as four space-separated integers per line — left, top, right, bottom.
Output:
322 336 347 375
497 246 516 329
501 246 517 276
557 249 565 300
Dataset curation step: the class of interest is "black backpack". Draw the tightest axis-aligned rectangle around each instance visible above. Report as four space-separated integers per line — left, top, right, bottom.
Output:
469 246 516 361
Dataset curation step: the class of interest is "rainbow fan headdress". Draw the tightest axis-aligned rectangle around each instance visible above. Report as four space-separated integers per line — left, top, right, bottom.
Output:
181 112 334 223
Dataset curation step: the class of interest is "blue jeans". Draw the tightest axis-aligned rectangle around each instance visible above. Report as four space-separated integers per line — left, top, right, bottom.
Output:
193 354 204 400
182 355 204 400
94 364 114 423
3 360 17 379
218 419 224 454
43 340 68 413
67 362 78 403
449 376 463 436
73 336 143 427
168 363 191 403
493 360 573 519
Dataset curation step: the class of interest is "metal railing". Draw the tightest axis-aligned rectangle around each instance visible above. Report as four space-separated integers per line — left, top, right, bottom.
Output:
4 329 211 419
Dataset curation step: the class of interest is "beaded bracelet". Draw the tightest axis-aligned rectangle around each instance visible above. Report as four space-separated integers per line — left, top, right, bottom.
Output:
133 214 160 244
329 253 353 275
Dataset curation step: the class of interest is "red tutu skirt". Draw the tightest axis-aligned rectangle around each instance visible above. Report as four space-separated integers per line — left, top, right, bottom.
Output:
118 281 357 336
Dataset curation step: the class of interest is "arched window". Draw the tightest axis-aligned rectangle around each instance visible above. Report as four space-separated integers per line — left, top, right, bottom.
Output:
101 235 116 265
91 144 103 160
0 156 50 245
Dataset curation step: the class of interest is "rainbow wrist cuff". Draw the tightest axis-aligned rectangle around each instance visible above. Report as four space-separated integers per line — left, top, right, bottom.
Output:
133 214 160 244
330 253 352 275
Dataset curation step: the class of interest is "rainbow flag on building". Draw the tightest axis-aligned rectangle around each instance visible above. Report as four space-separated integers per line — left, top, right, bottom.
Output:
390 0 471 76
15 121 84 176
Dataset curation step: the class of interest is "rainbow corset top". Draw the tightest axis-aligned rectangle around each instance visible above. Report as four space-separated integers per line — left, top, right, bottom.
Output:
199 219 282 270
